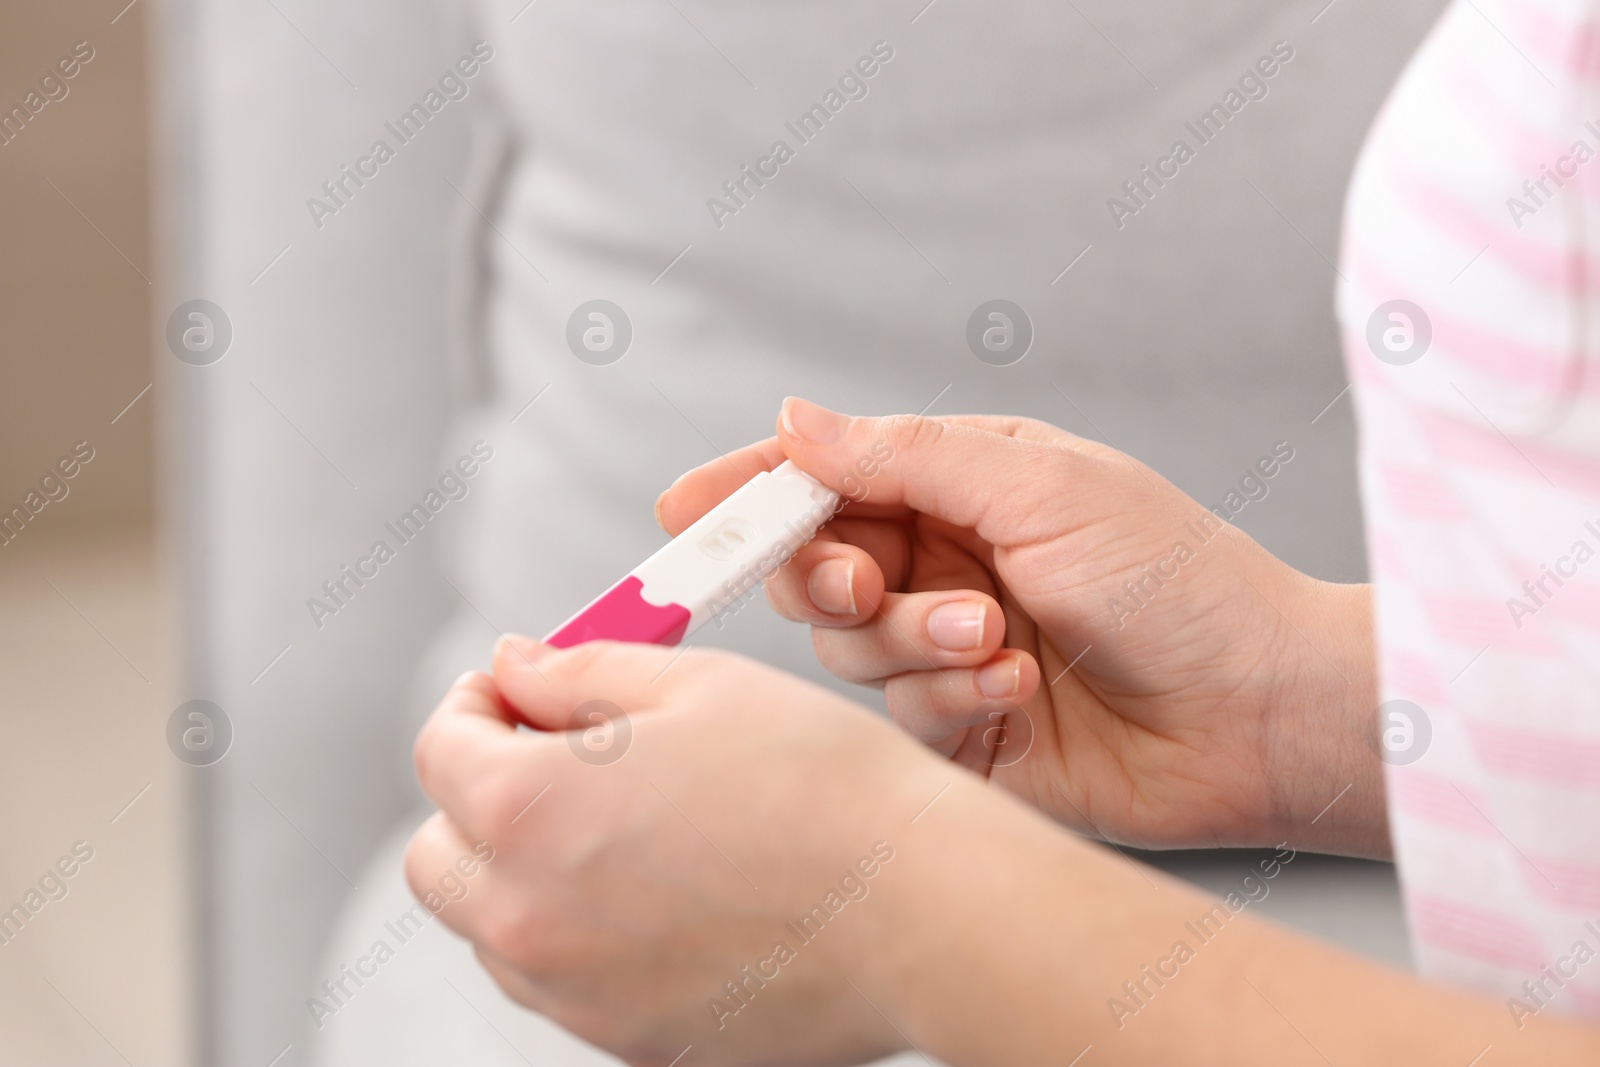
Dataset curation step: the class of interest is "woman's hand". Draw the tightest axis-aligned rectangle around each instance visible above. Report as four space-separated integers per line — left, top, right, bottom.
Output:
405 636 978 1067
657 399 1383 856
404 634 1594 1067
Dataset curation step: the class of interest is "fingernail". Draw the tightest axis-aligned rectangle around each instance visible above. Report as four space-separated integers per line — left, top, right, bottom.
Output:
926 601 986 652
453 669 480 688
806 557 858 616
781 397 846 444
976 656 1021 699
653 490 667 530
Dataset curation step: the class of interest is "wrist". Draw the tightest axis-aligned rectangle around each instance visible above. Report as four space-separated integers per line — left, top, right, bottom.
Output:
1260 572 1387 857
864 779 1289 1066
866 794 1600 1066
854 774 1134 1065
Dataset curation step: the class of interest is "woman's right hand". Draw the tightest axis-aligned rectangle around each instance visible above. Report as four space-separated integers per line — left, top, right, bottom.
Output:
658 399 1384 856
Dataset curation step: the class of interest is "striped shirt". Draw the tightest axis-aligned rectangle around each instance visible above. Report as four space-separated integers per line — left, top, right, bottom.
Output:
1339 0 1600 1023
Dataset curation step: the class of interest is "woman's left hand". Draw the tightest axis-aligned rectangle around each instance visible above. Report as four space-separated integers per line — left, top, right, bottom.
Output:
405 635 997 1067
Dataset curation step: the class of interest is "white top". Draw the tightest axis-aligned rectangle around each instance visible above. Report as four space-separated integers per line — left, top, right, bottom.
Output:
1340 0 1600 1020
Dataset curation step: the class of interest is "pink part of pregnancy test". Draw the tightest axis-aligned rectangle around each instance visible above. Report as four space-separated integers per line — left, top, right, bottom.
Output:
543 461 842 649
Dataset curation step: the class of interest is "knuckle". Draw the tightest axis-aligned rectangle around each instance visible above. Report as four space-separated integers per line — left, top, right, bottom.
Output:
810 627 883 685
412 680 488 795
411 720 442 794
883 683 940 738
472 765 536 830
885 677 967 741
551 640 614 678
481 898 546 969
484 901 590 983
998 444 1075 530
881 412 942 454
401 827 439 901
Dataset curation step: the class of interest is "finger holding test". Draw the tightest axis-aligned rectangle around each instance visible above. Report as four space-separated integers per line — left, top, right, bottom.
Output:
809 589 1008 684
764 537 887 624
413 670 532 827
777 397 1075 546
490 633 695 731
403 809 486 940
775 515 912 605
880 650 1041 746
657 435 915 538
655 438 787 535
403 811 563 989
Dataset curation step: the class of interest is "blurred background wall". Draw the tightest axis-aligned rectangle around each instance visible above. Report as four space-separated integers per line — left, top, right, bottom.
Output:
0 7 152 512
0 1 189 1064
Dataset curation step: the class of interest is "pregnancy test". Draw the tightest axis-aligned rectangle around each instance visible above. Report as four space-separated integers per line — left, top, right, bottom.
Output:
543 461 841 648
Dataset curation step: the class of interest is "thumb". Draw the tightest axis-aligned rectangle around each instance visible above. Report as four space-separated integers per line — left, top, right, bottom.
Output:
777 397 1073 544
